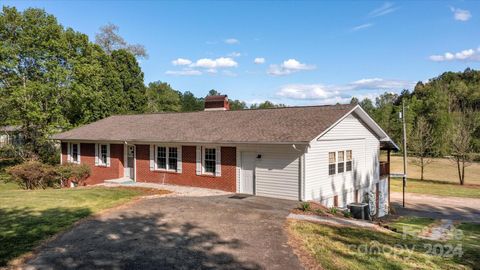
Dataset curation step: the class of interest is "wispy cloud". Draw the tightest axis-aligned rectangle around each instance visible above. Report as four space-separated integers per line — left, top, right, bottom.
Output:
429 47 480 62
368 2 396 17
172 58 192 66
192 57 238 68
228 52 241 58
450 7 471 21
224 38 239 44
254 57 265 64
165 69 202 76
276 78 415 102
351 23 374 31
267 59 316 76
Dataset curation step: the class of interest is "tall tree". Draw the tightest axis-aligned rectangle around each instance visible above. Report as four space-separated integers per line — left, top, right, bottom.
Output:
181 91 204 112
95 23 148 58
409 116 435 180
146 81 182 112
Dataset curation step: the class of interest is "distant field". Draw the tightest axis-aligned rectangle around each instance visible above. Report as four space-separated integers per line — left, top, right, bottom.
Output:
389 155 480 185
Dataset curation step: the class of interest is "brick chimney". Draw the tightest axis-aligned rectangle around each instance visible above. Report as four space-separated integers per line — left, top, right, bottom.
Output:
204 95 230 111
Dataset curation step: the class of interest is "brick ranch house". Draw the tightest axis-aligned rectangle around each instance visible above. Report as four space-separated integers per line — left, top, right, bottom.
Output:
52 95 398 216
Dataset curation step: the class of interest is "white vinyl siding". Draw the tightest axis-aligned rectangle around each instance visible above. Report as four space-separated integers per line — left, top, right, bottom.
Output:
304 113 380 206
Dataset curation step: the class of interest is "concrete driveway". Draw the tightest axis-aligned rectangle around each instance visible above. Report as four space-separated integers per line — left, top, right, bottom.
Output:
24 194 303 270
391 192 480 222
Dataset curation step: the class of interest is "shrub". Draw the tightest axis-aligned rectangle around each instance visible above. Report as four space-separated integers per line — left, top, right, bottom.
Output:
56 163 91 187
328 207 338 215
343 210 352 218
7 161 57 189
299 202 311 212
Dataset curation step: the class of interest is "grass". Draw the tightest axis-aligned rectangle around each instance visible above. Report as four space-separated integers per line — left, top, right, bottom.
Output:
289 218 480 270
389 156 480 186
0 179 159 266
391 178 480 198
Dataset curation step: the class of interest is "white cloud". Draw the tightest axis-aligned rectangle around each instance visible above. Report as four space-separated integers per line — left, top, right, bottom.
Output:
275 78 415 102
165 69 202 76
368 2 396 17
228 52 241 57
224 38 239 44
351 23 373 31
267 59 316 76
254 57 265 64
172 58 192 66
192 57 238 68
429 47 480 62
451 7 471 21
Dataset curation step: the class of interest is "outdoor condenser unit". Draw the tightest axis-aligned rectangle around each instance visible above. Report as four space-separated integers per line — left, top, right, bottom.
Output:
347 203 369 220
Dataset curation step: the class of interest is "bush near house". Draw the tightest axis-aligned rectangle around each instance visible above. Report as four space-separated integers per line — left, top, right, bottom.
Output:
7 161 91 190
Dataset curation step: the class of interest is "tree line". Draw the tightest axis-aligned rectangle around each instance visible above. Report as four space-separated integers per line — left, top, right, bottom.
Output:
1 7 479 184
352 69 480 184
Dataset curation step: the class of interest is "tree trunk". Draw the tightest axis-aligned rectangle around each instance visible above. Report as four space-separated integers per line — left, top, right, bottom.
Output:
456 157 463 185
420 157 424 181
461 158 465 185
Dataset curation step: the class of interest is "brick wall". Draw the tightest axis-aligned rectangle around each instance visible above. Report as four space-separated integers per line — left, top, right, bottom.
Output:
135 145 236 192
61 143 124 185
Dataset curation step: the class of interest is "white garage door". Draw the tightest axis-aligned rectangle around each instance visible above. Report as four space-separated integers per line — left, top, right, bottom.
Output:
255 152 300 200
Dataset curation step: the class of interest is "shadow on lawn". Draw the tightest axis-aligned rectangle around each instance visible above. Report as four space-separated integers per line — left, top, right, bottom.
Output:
0 207 92 266
22 211 261 270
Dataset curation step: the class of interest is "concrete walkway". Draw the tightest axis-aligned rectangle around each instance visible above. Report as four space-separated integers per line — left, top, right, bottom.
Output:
287 213 382 230
103 182 232 197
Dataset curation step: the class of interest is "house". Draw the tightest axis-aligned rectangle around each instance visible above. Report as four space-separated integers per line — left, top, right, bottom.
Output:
0 125 23 147
52 95 398 216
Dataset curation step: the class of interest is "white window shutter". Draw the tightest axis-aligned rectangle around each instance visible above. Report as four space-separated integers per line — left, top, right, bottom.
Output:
67 143 71 162
106 144 111 167
77 143 81 164
177 146 182 173
196 146 202 175
215 147 221 177
149 144 155 171
94 143 99 166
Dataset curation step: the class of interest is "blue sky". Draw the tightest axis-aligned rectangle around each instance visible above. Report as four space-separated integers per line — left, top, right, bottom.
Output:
4 0 480 105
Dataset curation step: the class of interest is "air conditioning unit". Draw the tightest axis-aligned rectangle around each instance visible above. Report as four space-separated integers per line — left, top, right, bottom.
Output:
347 203 369 220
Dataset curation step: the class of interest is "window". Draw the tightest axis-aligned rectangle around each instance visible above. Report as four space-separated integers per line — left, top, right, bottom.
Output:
328 152 336 175
155 146 178 171
157 147 167 169
346 150 352 171
168 147 178 171
70 143 80 164
99 144 108 166
204 148 216 174
337 151 345 173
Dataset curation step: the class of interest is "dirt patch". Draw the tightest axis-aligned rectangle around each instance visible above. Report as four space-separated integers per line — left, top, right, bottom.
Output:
291 201 350 219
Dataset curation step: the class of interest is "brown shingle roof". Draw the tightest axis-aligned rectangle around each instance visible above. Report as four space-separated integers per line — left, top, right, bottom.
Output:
52 104 356 144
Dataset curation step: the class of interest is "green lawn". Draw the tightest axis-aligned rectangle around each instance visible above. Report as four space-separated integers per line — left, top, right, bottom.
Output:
289 219 480 270
391 178 480 198
0 181 144 266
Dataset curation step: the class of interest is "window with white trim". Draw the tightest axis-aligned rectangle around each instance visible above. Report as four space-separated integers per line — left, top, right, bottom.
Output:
70 143 80 164
155 146 178 172
203 148 216 174
337 151 345 173
346 150 352 171
328 152 336 175
99 144 108 166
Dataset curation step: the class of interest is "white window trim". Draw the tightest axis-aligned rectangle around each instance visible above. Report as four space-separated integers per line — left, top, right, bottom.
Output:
154 145 181 173
201 146 221 177
328 151 336 176
96 143 110 167
329 150 353 175
67 143 81 164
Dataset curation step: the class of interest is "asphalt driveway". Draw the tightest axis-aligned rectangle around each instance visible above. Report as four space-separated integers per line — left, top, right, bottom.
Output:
24 194 303 270
391 192 480 222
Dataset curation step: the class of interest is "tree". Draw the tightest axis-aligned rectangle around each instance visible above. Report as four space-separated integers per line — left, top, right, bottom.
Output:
449 109 478 185
249 101 286 109
111 49 147 113
229 99 247 110
181 91 204 112
146 81 182 112
207 89 221 96
95 23 148 58
409 116 435 180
